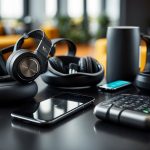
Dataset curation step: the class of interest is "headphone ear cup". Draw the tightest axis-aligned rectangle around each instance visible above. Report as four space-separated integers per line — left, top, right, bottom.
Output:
49 57 64 73
79 57 100 73
85 57 93 73
6 49 41 82
6 50 22 76
79 57 93 73
90 58 101 73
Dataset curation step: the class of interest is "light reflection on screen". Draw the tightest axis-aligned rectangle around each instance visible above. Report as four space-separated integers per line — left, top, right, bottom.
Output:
33 98 83 121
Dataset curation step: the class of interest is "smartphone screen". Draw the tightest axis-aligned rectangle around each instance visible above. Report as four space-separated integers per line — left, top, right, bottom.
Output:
98 80 131 91
11 92 94 125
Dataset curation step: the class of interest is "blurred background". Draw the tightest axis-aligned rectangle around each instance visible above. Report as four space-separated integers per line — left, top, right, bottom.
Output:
1 0 150 43
0 0 120 42
0 0 150 71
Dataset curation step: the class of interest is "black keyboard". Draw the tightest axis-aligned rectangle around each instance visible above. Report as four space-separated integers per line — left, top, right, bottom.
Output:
94 94 150 128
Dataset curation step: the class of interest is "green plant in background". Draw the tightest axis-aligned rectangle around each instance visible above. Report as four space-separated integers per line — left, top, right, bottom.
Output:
56 16 91 43
56 16 72 37
95 14 110 39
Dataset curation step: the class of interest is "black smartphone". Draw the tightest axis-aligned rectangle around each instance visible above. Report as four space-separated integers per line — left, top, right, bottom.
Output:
98 80 132 91
11 92 95 126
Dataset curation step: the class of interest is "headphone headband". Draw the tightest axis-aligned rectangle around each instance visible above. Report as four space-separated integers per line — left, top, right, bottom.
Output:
50 38 76 56
14 30 76 58
0 32 77 77
14 29 54 57
0 38 77 62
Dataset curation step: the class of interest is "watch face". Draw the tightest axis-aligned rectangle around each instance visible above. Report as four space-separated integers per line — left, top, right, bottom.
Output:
19 57 40 78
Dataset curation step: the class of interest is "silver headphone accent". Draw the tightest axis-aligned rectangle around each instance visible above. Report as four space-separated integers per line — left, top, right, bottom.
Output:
19 57 40 78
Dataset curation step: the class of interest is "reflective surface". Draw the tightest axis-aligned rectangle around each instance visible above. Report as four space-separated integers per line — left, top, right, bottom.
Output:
13 93 93 122
1 78 150 150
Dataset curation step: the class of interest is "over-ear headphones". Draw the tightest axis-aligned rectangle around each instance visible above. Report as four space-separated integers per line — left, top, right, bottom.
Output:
41 39 104 87
0 29 55 101
4 29 54 83
135 34 150 91
0 29 104 101
0 45 39 102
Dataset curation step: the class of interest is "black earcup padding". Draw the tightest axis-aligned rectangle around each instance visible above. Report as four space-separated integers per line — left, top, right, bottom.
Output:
86 57 93 73
0 81 38 102
6 50 24 76
91 58 101 73
79 57 98 73
49 57 64 73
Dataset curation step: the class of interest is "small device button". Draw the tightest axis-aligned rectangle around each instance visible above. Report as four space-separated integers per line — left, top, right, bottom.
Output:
142 108 150 114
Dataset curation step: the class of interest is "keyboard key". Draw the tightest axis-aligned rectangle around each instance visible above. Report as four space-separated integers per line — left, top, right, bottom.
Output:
143 109 150 114
99 94 150 113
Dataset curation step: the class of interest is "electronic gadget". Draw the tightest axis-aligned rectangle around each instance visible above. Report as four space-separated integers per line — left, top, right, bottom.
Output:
98 80 132 91
0 30 76 100
11 92 95 126
4 29 53 83
135 34 150 91
0 29 52 101
0 32 77 84
41 42 104 87
94 94 150 129
107 26 140 82
0 30 53 83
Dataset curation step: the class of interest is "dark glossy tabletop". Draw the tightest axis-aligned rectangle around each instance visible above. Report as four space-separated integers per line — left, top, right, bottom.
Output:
0 78 150 150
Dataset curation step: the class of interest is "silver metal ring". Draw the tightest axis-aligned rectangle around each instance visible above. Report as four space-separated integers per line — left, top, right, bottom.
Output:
19 57 40 78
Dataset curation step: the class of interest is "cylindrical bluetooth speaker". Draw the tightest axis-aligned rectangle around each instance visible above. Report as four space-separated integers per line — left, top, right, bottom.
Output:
106 26 140 82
